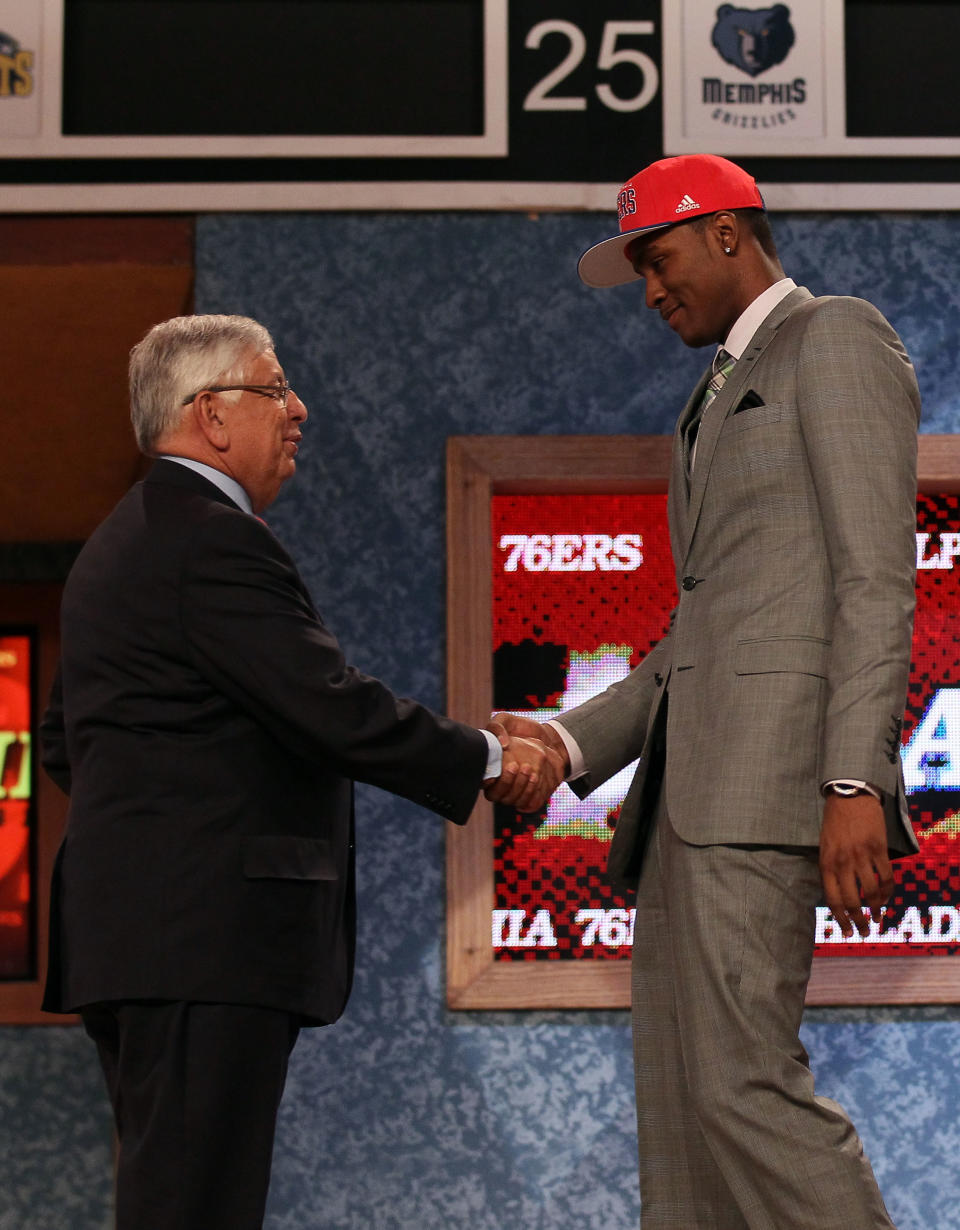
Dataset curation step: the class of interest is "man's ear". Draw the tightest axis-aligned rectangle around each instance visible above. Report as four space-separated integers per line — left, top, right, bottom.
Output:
192 391 229 451
709 210 740 256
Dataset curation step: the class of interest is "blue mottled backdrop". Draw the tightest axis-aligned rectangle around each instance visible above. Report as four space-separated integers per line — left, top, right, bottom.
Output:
2 211 960 1229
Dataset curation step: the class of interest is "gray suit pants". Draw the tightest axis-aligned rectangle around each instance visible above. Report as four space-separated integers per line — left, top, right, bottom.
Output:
632 791 896 1229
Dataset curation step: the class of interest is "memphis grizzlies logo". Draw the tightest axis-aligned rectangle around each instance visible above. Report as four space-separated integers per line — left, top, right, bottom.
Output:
711 4 795 78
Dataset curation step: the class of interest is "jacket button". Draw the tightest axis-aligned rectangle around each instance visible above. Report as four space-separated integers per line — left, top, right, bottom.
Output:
654 673 664 686
682 576 697 591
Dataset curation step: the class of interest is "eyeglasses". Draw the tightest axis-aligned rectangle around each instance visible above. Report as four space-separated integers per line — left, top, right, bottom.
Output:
182 381 293 408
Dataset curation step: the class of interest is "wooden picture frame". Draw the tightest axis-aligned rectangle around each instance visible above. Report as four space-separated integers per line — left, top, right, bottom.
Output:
446 434 960 1009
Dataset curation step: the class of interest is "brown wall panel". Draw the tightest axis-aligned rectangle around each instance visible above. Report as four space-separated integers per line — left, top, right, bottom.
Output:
0 216 194 266
0 254 193 543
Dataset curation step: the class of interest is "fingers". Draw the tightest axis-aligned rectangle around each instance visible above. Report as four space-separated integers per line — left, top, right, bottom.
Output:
819 793 893 939
487 712 548 741
860 850 894 924
821 864 869 940
483 742 532 809
486 718 509 748
527 744 566 812
482 735 564 813
487 713 571 776
484 757 544 811
506 769 548 814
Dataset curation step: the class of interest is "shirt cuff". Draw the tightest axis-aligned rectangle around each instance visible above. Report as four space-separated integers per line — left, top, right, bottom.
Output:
546 720 587 781
822 778 882 800
481 728 502 779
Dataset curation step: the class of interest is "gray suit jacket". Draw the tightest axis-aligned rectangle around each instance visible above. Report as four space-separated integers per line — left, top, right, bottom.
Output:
557 288 921 889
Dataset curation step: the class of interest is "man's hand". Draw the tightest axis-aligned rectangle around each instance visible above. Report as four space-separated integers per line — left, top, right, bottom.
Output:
487 712 571 774
482 715 568 813
819 792 893 939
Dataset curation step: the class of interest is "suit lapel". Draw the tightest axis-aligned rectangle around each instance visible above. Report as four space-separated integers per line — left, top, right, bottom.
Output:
669 372 709 559
679 286 813 564
677 370 711 479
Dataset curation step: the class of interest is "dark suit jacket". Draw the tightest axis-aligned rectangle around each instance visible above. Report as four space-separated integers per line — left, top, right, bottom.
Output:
41 460 487 1024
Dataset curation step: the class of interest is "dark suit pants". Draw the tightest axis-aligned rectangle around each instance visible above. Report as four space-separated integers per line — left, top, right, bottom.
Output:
631 791 896 1229
82 1000 300 1230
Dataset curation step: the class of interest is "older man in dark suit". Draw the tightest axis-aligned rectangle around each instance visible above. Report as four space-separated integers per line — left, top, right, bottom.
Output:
41 314 560 1229
496 155 920 1227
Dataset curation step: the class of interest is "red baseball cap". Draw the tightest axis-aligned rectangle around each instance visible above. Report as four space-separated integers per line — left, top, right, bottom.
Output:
577 154 765 289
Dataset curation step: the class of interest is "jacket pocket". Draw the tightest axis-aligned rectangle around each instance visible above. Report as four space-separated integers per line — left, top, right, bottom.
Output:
241 835 337 881
734 636 830 677
725 402 783 432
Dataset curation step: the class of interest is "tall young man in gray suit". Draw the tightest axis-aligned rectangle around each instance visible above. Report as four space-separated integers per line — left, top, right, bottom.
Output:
41 314 561 1229
497 155 920 1227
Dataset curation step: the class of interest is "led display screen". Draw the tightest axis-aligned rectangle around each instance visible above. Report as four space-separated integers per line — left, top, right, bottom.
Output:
0 632 34 980
492 492 960 963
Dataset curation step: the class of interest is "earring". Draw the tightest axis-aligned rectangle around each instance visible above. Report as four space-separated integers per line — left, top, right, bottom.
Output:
724 246 732 254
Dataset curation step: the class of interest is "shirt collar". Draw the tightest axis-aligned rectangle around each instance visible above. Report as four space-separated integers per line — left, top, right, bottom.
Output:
721 277 797 361
158 455 252 515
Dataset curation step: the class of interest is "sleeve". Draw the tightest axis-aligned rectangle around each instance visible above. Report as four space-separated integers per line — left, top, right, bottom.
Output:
552 627 672 794
39 664 71 796
797 297 920 793
179 514 488 823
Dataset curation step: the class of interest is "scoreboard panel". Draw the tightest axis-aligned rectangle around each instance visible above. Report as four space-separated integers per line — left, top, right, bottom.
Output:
2 1 960 209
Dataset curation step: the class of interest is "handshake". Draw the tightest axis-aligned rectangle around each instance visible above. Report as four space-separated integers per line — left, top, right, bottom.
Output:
481 713 571 814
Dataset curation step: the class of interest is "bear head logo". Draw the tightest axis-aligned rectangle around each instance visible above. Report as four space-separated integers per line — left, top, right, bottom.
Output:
711 4 795 78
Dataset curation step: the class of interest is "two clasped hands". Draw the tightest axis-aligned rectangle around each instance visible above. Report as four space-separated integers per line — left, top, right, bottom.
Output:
481 713 571 813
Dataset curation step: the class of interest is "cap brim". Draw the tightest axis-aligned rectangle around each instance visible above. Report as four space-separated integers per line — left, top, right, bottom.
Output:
577 221 673 289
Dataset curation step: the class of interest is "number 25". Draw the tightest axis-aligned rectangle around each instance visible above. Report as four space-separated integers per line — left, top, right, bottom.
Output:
524 20 659 113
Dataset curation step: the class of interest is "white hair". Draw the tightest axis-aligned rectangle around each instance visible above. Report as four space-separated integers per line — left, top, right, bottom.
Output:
129 314 274 452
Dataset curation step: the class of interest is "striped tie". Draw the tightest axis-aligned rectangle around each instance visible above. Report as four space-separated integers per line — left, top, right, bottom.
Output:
688 347 735 472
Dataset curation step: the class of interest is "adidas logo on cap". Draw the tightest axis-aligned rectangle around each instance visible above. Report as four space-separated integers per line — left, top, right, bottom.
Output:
674 194 700 214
